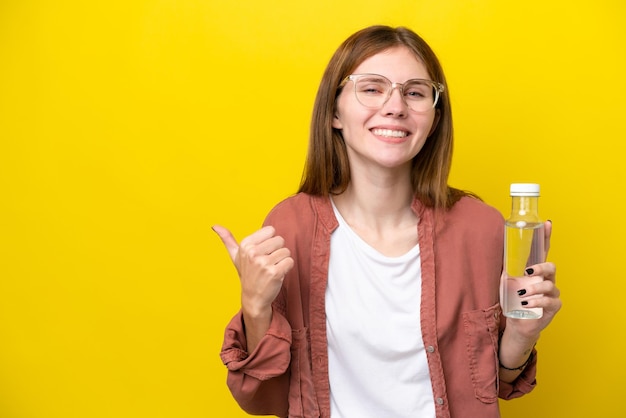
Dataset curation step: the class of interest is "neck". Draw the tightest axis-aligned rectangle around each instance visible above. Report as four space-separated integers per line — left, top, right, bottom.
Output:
332 169 415 229
332 176 419 257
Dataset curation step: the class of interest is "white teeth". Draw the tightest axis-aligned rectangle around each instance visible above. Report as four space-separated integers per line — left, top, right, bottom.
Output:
372 128 409 138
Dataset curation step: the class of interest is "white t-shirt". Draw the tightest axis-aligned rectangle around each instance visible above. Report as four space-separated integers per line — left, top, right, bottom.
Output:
326 202 436 418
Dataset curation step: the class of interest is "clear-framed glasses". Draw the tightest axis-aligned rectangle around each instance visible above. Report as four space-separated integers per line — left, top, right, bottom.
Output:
339 73 445 113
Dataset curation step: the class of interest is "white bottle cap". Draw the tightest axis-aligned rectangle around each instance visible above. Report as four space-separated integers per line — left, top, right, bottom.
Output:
510 183 540 196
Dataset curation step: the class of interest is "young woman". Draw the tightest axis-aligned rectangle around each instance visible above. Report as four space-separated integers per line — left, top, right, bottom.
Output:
213 25 561 418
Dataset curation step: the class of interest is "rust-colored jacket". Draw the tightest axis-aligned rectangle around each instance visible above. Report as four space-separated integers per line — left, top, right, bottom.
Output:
220 193 537 418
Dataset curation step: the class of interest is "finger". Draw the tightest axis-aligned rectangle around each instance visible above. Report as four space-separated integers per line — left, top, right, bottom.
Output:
265 246 292 267
253 235 287 257
212 224 240 262
274 255 295 277
239 225 277 247
525 262 556 283
523 278 560 298
255 251 295 284
518 291 562 313
544 220 552 259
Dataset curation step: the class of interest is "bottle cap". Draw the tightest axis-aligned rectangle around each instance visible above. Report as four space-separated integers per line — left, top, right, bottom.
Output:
510 183 540 196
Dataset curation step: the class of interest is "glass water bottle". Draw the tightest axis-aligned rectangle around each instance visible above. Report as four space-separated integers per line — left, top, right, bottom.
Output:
501 183 544 319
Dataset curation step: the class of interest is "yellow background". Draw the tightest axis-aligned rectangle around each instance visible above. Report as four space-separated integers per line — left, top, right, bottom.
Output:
1 0 624 417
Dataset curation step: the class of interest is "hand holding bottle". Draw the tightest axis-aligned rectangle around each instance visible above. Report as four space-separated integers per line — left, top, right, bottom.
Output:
499 220 561 382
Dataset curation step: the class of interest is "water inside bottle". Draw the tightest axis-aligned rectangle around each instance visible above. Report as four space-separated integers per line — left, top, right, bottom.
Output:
502 222 544 319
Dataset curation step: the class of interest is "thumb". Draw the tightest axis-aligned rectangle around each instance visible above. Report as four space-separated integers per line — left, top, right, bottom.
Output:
212 224 239 262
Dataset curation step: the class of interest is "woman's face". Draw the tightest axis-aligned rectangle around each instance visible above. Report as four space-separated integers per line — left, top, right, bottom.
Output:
332 46 438 174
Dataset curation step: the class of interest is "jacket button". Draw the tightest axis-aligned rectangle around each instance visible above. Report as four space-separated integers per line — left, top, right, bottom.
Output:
426 345 435 353
436 397 444 405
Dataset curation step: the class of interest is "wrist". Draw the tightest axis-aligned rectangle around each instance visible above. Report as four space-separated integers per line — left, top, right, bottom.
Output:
498 327 538 376
241 296 273 319
242 302 272 325
241 305 273 354
502 326 540 347
499 348 534 371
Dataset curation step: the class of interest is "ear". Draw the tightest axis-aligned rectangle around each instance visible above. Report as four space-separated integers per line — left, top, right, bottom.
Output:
428 109 441 137
332 113 343 130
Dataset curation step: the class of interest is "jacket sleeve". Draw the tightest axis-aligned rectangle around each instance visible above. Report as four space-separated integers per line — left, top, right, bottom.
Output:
498 348 538 399
220 308 292 416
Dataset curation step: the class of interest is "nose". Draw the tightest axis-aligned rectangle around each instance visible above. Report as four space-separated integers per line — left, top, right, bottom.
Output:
381 84 408 117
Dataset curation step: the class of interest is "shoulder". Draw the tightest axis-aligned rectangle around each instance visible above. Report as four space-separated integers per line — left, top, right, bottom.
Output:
263 193 335 238
431 196 504 266
442 195 504 238
265 193 315 223
450 195 504 223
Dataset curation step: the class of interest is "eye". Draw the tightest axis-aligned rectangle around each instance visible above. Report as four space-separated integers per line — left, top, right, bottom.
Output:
356 78 388 95
405 90 426 98
404 81 431 100
361 85 384 94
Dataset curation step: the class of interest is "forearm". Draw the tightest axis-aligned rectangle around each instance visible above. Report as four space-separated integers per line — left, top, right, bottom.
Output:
498 327 539 383
242 305 273 354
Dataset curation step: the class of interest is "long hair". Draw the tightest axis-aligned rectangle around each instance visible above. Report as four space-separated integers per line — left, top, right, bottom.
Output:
298 25 470 209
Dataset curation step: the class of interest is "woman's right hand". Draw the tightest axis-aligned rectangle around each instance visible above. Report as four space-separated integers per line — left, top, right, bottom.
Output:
212 225 294 352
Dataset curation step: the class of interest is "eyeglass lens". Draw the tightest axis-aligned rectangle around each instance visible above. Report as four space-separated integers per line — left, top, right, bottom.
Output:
354 75 438 112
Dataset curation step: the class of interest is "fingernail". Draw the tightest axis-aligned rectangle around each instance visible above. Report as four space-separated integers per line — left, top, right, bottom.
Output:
547 219 552 224
521 301 529 306
525 268 534 275
517 289 527 296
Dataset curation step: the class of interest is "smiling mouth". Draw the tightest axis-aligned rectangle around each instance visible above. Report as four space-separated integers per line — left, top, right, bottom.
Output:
371 128 410 138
